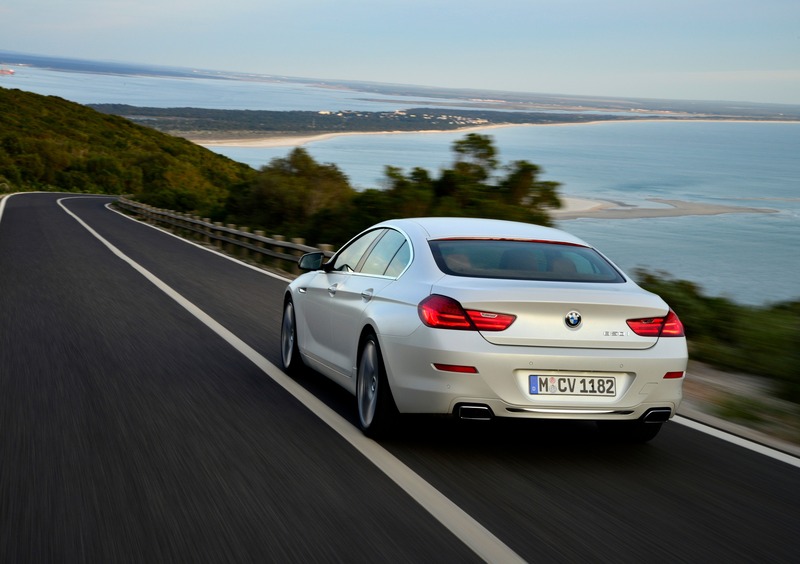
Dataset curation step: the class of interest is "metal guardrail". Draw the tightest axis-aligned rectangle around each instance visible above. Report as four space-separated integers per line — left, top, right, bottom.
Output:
115 197 335 274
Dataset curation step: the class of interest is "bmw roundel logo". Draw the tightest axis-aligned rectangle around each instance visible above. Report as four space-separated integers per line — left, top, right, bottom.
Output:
565 310 582 328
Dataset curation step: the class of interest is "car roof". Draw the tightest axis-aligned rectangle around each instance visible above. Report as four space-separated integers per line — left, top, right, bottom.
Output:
376 217 590 246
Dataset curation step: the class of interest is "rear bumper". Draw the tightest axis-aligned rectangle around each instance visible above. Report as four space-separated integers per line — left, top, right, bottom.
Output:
379 327 687 421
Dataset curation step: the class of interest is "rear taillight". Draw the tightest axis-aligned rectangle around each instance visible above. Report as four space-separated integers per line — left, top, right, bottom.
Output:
626 309 685 337
418 294 516 331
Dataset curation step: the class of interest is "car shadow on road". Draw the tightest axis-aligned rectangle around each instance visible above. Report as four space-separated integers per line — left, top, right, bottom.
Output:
286 365 674 462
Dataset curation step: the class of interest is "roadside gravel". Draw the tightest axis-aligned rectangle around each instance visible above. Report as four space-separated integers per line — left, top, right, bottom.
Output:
680 360 800 457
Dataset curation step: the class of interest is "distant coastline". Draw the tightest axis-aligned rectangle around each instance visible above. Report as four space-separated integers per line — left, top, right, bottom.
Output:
189 118 800 149
85 99 799 150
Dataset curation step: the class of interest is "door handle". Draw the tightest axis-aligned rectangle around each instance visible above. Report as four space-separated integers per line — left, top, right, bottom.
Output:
361 289 374 302
328 283 338 296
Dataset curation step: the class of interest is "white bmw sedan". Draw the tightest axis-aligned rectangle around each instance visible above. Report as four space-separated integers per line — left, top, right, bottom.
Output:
281 217 687 441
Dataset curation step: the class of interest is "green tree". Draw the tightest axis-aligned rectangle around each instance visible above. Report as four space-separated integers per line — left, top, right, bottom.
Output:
376 133 562 225
226 148 352 237
453 133 498 179
382 166 434 217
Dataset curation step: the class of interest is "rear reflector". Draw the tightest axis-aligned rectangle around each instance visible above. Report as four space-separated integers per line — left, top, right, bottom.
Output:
663 371 685 379
433 363 479 374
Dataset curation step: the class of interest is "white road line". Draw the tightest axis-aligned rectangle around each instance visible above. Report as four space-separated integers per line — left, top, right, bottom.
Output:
674 416 800 469
58 197 525 564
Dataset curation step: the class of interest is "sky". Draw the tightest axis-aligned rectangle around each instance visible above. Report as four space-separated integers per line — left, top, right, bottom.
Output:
2 0 799 105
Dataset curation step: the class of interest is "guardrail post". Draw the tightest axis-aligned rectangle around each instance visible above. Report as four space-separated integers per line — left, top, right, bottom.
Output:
239 226 251 260
202 219 211 244
290 237 305 275
272 235 285 269
191 215 201 242
213 222 223 249
254 230 265 264
226 224 237 254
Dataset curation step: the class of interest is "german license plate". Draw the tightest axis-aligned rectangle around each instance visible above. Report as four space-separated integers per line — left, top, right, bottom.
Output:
529 375 616 396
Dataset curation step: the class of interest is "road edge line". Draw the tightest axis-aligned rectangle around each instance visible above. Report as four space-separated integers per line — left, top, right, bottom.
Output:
674 416 800 468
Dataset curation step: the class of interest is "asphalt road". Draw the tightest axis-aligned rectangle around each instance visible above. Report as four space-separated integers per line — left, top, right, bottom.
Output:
1 193 798 563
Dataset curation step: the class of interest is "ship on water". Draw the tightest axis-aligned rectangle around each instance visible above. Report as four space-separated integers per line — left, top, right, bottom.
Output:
0 67 15 75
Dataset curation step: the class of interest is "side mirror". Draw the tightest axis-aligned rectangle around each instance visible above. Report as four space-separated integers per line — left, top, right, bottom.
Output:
298 251 325 271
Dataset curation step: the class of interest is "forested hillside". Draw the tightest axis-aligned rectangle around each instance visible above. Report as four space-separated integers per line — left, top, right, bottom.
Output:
88 104 631 138
0 86 565 244
0 87 255 217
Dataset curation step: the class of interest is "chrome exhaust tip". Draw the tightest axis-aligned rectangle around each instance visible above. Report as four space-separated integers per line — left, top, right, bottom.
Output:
456 404 494 421
642 408 672 423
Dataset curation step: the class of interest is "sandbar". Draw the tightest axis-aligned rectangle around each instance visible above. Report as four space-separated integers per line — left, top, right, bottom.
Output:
191 119 798 149
192 124 532 148
552 197 777 220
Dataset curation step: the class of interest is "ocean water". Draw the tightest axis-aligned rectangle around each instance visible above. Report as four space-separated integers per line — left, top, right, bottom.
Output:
4 66 799 305
212 122 800 306
7 65 471 112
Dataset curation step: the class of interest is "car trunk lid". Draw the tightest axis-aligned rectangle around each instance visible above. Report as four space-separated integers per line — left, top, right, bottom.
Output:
432 278 668 350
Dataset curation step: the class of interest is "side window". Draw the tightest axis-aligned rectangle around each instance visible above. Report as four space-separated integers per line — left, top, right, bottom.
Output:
331 229 384 272
359 229 410 277
384 241 410 278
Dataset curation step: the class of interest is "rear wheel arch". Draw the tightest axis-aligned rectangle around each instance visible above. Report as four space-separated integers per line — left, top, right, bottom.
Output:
357 324 378 355
281 293 303 375
356 327 399 436
357 324 397 387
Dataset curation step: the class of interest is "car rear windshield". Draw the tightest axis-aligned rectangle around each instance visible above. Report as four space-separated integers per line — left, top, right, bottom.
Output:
429 239 625 283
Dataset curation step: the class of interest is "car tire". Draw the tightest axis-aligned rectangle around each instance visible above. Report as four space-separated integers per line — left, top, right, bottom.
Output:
357 332 398 437
596 420 663 443
281 298 302 375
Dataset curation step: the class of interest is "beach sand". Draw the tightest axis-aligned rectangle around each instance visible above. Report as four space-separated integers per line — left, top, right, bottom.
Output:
191 124 526 148
191 127 780 220
190 119 797 149
551 197 778 219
